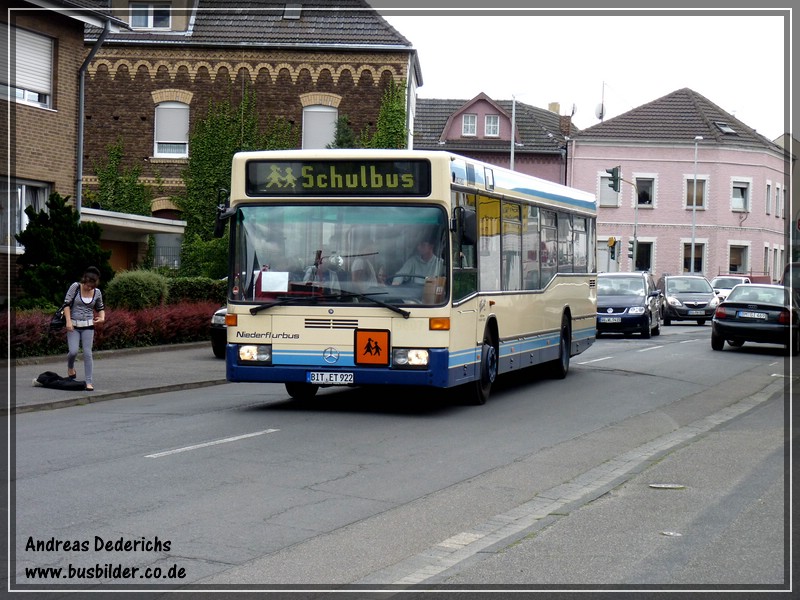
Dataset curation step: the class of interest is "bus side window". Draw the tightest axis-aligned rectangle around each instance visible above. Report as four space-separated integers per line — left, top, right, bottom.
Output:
452 192 478 301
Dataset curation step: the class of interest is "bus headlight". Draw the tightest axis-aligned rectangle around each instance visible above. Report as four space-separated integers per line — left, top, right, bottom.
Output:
392 348 429 367
239 344 272 363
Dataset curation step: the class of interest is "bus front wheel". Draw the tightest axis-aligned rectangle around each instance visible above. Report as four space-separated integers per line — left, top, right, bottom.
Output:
548 315 571 379
285 382 319 401
465 338 497 405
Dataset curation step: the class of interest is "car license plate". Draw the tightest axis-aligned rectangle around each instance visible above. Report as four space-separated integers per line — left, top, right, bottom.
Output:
687 310 705 315
738 311 767 319
308 372 354 385
599 316 622 323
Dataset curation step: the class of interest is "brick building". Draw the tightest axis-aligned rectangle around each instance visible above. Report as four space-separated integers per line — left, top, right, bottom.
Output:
81 0 420 269
2 1 127 299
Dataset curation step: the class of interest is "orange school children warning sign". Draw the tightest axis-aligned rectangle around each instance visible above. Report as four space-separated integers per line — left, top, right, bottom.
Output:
354 330 390 366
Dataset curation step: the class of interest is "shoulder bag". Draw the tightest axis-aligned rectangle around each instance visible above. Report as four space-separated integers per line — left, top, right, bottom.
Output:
50 283 78 331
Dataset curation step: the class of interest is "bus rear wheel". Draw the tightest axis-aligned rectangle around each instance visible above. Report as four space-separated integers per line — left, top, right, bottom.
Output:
285 382 319 401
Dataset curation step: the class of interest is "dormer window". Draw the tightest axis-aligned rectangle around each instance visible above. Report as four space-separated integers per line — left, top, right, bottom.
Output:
714 121 737 135
485 114 499 137
130 3 171 30
462 114 477 137
284 4 302 19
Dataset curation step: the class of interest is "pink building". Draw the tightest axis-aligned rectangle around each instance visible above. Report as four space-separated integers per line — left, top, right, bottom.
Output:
568 88 788 281
413 93 574 183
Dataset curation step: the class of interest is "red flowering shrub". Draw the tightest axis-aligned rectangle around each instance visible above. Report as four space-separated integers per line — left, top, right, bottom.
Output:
6 301 220 359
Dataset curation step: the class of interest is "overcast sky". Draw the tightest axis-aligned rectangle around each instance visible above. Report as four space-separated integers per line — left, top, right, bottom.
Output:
371 7 789 141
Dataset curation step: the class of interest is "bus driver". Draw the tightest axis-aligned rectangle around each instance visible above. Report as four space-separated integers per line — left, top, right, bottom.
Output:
392 234 443 285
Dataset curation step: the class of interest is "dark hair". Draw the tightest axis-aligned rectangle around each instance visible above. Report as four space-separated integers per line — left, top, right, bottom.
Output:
82 266 101 284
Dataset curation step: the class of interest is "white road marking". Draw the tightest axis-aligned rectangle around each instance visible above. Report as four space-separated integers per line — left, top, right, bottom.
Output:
577 356 613 364
637 345 663 352
145 429 280 458
679 339 701 344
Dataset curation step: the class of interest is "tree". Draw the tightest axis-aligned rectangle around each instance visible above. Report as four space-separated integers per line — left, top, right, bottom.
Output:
336 80 408 150
369 79 408 149
15 192 113 306
177 86 297 277
328 115 357 149
85 138 154 216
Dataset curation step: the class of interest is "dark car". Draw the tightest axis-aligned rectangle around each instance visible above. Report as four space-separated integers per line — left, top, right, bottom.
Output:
210 306 227 359
711 283 798 355
657 275 719 325
596 272 661 338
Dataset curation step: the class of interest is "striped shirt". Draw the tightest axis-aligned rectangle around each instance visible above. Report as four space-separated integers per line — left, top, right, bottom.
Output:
64 282 105 322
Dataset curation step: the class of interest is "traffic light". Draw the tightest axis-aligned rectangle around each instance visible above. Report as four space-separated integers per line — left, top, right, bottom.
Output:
606 166 621 192
627 239 636 259
608 237 617 260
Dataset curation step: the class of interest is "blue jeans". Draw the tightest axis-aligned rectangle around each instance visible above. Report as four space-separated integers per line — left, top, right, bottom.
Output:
67 328 95 385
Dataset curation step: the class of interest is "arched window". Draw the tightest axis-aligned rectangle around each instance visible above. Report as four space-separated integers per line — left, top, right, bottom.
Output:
154 101 189 158
302 105 337 149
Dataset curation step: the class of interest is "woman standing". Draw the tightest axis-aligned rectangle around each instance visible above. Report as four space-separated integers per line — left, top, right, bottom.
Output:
63 266 105 391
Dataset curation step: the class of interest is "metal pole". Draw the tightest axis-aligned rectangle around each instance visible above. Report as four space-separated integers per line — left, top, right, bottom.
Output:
690 136 703 273
510 95 516 171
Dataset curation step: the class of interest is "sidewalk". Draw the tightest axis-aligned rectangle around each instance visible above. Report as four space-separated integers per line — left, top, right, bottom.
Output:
7 342 227 414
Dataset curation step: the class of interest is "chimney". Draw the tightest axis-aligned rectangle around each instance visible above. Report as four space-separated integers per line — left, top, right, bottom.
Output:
559 115 572 136
548 102 560 114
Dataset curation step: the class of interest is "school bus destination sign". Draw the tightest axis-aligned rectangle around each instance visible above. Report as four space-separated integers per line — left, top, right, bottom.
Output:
246 159 431 197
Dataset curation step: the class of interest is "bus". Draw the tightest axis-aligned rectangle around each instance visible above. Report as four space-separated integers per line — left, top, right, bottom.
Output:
214 149 597 404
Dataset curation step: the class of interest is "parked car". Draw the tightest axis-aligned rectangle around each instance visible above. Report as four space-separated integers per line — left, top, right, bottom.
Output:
211 306 227 359
656 275 719 325
596 272 661 338
711 283 798 355
709 275 751 301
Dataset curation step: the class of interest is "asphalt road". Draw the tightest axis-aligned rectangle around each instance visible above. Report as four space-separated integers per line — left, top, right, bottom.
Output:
10 325 793 594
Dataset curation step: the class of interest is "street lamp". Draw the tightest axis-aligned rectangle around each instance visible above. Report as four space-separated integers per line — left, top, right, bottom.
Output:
690 135 703 273
510 95 516 171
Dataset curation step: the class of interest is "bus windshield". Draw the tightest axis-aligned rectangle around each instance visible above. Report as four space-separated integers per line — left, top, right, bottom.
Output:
230 204 449 306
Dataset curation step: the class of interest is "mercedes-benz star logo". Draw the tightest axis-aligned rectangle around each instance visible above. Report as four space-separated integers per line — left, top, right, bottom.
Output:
322 347 340 364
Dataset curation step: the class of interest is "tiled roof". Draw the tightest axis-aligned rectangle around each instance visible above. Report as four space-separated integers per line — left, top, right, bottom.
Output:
85 0 411 49
413 97 577 155
30 0 128 28
574 87 782 152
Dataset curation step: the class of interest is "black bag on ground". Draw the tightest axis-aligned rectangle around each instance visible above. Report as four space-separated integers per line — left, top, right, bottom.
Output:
35 371 86 391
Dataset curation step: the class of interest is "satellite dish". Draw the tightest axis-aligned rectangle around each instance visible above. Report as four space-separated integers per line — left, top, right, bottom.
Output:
595 103 605 120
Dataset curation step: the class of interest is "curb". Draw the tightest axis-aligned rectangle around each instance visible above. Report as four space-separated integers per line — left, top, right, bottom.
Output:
7 378 229 415
12 341 211 367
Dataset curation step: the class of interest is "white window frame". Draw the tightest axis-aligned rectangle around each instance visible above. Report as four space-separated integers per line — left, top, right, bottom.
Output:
765 182 772 215
1 179 50 250
684 173 708 210
681 238 707 273
302 105 337 149
462 114 477 136
130 2 172 30
154 101 189 158
0 26 53 109
485 114 499 137
731 178 752 213
598 173 619 207
727 241 750 274
632 173 657 208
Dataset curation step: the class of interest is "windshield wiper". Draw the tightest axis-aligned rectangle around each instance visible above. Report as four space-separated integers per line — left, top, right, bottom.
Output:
250 293 342 315
336 291 410 318
249 291 410 318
